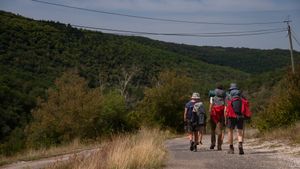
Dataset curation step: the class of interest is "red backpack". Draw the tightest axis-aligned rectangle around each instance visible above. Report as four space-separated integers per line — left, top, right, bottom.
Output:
226 97 252 118
211 105 225 123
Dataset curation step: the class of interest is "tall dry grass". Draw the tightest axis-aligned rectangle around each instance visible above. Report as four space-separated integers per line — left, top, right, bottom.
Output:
260 123 300 144
47 128 167 169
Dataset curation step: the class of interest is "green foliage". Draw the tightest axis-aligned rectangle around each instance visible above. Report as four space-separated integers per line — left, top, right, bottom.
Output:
138 71 193 131
256 67 300 131
26 71 136 148
96 91 131 134
26 71 103 147
129 37 300 74
239 69 285 114
0 128 25 156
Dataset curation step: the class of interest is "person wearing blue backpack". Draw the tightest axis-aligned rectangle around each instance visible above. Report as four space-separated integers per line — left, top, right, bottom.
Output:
184 93 206 152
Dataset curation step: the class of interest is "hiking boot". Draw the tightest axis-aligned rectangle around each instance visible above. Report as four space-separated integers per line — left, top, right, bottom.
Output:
217 145 222 151
227 145 234 154
210 144 215 150
239 147 244 155
193 144 197 152
190 141 194 151
239 143 244 155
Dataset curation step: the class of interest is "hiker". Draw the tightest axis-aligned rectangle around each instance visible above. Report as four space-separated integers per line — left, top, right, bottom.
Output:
184 93 206 152
194 99 206 147
209 85 226 150
225 83 251 155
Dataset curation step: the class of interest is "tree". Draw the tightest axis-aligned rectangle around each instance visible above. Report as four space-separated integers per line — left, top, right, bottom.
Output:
138 70 193 131
26 71 103 147
117 66 140 101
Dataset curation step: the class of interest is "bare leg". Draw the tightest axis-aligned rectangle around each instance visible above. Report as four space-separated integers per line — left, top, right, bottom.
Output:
188 132 193 141
210 119 216 149
227 128 234 154
198 130 203 144
237 129 243 143
228 128 234 145
194 131 199 143
237 129 244 155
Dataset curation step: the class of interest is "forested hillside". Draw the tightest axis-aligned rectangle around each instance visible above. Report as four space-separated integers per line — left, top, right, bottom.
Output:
0 10 299 154
129 37 300 74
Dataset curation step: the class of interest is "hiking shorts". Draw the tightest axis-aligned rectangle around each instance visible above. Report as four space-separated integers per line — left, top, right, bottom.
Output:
187 123 201 132
226 118 244 130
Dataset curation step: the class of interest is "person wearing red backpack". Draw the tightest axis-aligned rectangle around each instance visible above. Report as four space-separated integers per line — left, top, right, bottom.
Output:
225 83 251 155
209 85 226 150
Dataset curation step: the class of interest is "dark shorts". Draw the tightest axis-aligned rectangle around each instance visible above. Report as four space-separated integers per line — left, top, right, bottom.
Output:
187 123 204 132
226 118 244 130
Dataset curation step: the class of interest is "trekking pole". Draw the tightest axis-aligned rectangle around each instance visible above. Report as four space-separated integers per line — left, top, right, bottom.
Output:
242 119 245 143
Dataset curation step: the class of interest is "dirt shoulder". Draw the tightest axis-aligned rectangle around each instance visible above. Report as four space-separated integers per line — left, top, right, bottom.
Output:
0 148 99 169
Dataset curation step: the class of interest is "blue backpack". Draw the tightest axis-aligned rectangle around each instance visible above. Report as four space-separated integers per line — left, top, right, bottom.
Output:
186 101 206 125
192 102 206 125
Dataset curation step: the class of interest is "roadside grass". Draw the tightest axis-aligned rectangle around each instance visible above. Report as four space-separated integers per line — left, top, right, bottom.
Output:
0 139 100 166
259 123 300 144
46 128 168 169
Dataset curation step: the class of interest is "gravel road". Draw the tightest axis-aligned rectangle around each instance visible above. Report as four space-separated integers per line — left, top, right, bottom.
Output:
165 135 300 169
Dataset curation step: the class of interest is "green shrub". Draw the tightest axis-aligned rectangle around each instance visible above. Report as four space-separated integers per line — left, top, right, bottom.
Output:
26 71 134 148
256 67 300 131
0 128 25 156
137 70 193 131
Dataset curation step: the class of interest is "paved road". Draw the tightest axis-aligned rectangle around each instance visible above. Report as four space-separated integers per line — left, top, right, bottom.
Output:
165 135 300 169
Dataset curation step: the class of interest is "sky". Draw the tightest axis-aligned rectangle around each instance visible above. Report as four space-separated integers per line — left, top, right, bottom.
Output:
1 0 300 51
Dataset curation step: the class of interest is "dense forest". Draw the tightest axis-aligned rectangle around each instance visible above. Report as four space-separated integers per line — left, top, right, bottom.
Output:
0 10 299 155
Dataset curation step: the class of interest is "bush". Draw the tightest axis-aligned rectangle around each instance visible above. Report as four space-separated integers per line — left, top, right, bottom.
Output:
137 71 193 131
0 128 25 156
256 67 300 131
26 71 134 148
26 71 102 147
93 91 133 134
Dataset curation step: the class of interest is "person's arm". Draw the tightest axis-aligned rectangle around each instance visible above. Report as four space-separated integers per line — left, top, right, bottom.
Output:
184 107 188 121
209 97 213 113
209 103 213 113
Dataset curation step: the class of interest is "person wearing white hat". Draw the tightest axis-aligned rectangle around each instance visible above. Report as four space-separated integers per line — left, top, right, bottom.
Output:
184 92 201 152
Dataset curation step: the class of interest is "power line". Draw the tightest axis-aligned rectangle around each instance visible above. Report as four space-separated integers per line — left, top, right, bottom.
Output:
2 12 287 37
292 34 300 48
31 0 284 26
291 30 300 46
72 24 287 37
4 22 286 37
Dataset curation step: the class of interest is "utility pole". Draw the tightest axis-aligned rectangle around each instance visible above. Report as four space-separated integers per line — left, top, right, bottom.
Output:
284 19 295 73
